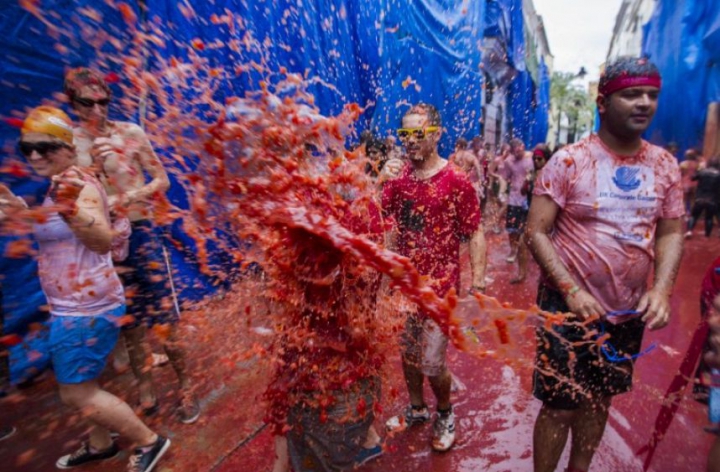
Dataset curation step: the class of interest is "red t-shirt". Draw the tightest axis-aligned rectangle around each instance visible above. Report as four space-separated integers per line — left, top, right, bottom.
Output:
382 163 482 298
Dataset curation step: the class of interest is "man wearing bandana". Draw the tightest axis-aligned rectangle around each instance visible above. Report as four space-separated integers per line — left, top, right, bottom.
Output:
526 57 684 472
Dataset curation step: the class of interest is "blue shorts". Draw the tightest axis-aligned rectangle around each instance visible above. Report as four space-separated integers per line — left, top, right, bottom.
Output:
50 305 124 384
118 220 180 329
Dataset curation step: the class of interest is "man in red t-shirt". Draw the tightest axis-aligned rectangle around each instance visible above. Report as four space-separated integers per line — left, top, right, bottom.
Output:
527 57 684 472
382 103 486 452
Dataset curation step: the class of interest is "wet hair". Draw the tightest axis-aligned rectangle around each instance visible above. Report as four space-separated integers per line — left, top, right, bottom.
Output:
360 129 374 144
509 138 524 148
684 148 699 160
455 137 468 149
532 144 552 161
365 138 388 176
405 103 442 127
599 56 660 96
366 138 387 156
64 67 112 102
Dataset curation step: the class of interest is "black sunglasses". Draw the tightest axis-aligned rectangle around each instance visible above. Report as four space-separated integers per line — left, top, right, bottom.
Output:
73 97 111 108
18 141 68 157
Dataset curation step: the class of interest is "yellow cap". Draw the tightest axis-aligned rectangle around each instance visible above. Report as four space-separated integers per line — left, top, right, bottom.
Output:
21 106 74 145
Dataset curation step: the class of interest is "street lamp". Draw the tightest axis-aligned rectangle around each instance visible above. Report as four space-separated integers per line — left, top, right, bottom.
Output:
556 67 587 145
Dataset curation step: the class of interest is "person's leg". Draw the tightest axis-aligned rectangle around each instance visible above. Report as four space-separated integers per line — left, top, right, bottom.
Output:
272 436 289 472
58 381 156 447
708 435 720 472
567 397 612 471
688 201 703 233
0 287 15 441
428 368 452 411
401 356 426 408
362 426 381 448
533 405 576 472
387 316 430 431
706 204 717 237
508 231 521 258
512 232 528 284
123 325 157 409
163 323 189 391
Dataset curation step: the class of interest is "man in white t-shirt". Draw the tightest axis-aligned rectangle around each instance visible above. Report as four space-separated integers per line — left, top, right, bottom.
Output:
527 57 684 472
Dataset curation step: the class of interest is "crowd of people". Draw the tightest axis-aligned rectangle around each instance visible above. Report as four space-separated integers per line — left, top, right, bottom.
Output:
0 54 719 472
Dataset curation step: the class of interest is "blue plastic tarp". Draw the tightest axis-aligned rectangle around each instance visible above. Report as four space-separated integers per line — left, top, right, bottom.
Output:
641 0 720 154
0 0 513 383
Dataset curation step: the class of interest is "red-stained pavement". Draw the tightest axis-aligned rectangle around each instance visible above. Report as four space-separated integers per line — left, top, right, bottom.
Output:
1 232 718 472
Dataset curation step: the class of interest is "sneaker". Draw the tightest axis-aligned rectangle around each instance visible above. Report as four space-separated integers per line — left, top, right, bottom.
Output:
684 231 693 239
127 436 171 472
152 353 169 368
177 392 200 424
354 444 383 467
506 254 517 263
385 404 430 432
0 426 16 441
56 441 119 469
432 411 456 452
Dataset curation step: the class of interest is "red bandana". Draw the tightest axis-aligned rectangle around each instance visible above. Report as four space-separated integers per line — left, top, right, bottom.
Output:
599 75 661 96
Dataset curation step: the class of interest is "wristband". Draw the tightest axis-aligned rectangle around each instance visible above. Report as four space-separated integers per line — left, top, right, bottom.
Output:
565 285 581 298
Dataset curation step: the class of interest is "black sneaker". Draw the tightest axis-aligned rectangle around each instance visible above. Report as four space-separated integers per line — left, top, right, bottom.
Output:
127 436 171 472
56 441 119 469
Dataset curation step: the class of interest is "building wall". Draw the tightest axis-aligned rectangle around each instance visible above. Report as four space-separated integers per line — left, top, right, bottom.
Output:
483 84 509 151
607 0 656 60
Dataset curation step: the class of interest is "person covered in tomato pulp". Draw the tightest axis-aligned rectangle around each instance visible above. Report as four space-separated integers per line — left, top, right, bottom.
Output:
526 56 685 472
382 103 487 453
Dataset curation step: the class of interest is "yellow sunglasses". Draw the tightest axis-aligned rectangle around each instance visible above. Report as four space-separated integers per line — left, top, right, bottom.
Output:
396 126 440 139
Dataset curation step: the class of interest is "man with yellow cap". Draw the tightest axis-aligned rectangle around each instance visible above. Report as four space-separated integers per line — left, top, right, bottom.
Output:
64 68 199 424
0 106 170 471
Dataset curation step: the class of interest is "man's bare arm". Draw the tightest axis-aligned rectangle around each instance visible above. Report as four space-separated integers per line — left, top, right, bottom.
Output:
469 226 487 290
637 218 684 329
127 128 170 203
526 195 604 318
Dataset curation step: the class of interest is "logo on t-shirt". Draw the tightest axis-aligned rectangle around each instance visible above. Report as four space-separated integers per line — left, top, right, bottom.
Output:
400 200 425 232
612 167 642 192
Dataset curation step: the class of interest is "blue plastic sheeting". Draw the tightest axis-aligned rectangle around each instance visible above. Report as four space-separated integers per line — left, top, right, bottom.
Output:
531 59 551 147
484 0 525 73
359 0 486 151
0 0 500 382
641 0 720 154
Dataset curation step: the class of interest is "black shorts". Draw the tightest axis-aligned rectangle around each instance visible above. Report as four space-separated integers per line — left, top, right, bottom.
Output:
533 285 646 410
117 220 180 329
506 205 528 233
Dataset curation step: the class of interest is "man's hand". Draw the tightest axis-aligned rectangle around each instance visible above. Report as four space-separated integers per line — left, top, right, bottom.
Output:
379 158 404 182
91 137 121 166
0 184 26 221
565 289 605 321
637 288 671 330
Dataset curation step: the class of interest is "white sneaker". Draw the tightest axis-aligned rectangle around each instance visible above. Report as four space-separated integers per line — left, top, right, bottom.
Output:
385 405 431 432
506 254 517 263
432 411 456 452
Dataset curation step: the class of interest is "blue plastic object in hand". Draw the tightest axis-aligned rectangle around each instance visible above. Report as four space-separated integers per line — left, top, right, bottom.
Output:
710 369 720 425
597 315 657 363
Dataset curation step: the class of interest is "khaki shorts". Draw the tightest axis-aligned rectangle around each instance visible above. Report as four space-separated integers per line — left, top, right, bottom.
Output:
402 315 449 377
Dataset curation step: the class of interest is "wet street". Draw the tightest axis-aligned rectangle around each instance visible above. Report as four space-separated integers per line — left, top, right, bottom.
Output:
2 230 717 472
